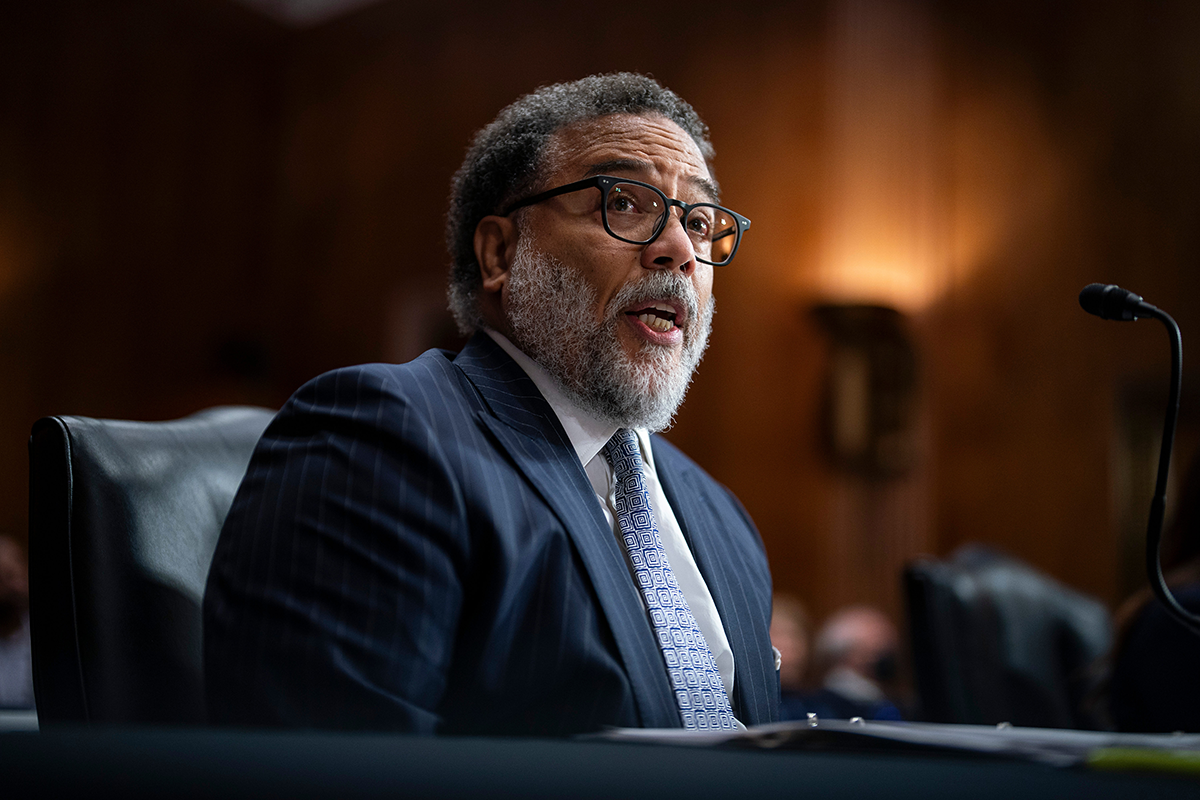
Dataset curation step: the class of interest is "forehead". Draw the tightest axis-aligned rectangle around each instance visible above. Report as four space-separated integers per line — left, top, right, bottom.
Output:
541 113 715 197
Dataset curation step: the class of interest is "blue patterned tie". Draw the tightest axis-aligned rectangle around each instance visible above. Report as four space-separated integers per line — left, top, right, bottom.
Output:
603 428 737 730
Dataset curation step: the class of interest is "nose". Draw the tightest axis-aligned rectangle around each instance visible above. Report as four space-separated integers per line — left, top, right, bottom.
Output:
640 208 696 275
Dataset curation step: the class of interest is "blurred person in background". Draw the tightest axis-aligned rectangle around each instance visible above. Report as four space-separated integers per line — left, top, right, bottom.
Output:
806 605 902 721
0 535 33 709
770 593 813 721
1108 451 1200 732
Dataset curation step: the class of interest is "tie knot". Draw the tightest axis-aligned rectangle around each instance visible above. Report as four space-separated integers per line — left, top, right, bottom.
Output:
603 428 642 476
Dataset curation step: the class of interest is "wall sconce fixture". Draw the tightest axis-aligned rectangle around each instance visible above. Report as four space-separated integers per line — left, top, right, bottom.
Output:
811 303 918 476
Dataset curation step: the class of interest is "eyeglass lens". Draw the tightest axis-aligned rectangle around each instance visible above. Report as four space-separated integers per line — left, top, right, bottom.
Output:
604 182 739 265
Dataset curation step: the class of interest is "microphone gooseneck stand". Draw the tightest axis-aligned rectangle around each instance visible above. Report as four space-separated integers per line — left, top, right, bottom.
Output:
1079 283 1200 637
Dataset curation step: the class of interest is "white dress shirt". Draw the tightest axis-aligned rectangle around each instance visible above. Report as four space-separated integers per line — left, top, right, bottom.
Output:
485 330 738 701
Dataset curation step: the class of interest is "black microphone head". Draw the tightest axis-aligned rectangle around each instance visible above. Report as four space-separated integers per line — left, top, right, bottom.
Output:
1079 283 1144 321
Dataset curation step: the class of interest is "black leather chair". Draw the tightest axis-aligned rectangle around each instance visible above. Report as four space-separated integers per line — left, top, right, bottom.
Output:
904 544 1112 729
27 406 274 725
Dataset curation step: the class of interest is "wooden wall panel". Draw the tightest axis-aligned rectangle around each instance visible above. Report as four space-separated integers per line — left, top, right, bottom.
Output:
5 0 1200 635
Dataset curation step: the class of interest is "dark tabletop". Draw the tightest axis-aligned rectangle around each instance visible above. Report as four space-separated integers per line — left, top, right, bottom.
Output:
2 727 1198 799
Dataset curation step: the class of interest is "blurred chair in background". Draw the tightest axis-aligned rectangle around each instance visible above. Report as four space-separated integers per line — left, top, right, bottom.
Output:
904 544 1111 729
27 406 273 725
0 535 33 709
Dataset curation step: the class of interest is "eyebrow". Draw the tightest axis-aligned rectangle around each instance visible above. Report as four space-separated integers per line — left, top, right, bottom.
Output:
583 159 721 202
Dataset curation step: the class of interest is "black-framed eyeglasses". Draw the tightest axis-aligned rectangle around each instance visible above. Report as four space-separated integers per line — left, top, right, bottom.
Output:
501 175 751 266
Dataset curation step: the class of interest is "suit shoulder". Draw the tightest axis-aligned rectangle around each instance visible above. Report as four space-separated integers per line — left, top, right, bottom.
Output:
295 349 459 395
651 434 722 491
651 435 755 525
285 350 477 420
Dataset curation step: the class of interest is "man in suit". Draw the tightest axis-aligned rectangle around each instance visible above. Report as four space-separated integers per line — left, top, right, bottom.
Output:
203 73 779 735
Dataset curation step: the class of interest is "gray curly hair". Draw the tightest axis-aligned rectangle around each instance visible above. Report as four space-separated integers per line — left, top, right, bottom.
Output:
445 73 715 333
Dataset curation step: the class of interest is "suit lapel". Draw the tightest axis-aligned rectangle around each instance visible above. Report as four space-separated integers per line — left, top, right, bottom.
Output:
654 440 775 724
453 334 681 728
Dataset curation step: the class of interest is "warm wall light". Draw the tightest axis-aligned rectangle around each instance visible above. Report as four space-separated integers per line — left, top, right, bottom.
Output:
818 258 944 314
817 0 949 314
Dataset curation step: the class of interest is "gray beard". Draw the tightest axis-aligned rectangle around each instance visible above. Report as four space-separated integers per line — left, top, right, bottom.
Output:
504 241 714 432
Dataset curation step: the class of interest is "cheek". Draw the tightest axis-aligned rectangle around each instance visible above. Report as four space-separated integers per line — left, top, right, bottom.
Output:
694 271 714 307
578 254 640 311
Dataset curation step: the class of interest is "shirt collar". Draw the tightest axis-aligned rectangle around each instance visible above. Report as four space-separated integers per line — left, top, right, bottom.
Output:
484 329 627 468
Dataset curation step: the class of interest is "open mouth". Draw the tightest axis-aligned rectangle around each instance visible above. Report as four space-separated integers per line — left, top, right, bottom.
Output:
627 302 681 334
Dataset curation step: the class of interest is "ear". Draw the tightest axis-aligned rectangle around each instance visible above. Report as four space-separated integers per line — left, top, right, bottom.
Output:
474 215 520 296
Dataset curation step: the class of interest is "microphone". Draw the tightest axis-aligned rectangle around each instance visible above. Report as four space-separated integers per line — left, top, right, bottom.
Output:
1078 283 1152 321
1080 284 1200 637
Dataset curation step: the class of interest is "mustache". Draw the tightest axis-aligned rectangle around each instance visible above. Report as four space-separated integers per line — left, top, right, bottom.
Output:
604 270 701 327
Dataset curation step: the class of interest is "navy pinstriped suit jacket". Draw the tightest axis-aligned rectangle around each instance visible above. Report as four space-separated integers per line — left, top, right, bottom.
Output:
203 332 779 735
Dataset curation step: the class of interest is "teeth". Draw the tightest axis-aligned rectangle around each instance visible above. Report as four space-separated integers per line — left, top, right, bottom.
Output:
638 313 675 333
